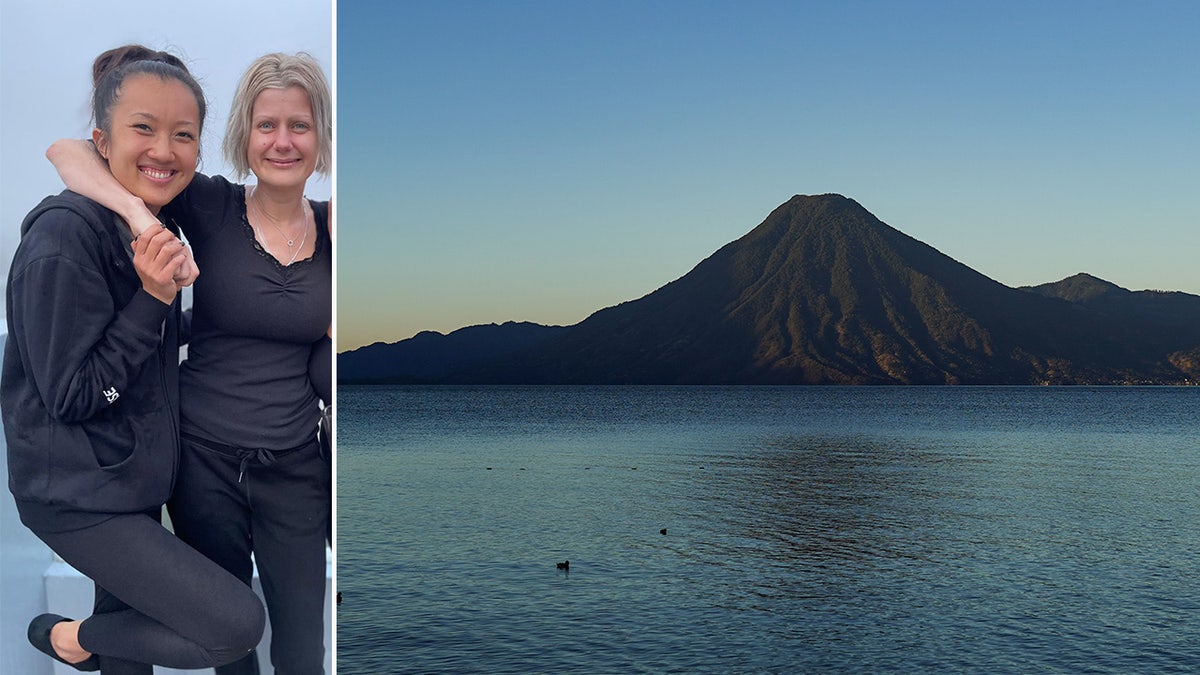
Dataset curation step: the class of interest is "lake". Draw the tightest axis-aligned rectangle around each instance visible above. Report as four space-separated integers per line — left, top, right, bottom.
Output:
335 385 1199 673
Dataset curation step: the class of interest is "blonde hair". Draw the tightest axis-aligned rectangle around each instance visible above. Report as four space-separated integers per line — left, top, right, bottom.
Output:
223 52 331 179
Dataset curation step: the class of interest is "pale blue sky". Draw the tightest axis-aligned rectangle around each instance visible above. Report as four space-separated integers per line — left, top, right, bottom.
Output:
352 1 1192 349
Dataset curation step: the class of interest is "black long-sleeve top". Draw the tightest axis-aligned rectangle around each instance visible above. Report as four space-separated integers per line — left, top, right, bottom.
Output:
163 174 331 450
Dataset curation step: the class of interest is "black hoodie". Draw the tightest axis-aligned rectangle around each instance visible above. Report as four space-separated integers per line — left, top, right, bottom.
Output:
2 190 180 532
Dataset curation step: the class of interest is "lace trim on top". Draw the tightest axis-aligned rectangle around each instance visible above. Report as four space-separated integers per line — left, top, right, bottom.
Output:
238 185 322 271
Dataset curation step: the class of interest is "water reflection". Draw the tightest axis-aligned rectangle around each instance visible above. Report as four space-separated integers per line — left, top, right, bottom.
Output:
693 435 968 564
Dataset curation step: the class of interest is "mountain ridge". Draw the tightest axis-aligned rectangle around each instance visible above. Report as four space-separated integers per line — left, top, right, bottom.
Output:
340 194 1200 385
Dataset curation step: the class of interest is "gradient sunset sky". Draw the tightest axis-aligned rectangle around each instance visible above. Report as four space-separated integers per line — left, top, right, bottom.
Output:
337 0 1198 351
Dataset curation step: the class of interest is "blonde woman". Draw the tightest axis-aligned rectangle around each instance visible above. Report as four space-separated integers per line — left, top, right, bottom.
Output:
50 52 332 674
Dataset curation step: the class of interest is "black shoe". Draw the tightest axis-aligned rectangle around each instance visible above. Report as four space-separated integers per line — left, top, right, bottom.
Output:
27 614 100 672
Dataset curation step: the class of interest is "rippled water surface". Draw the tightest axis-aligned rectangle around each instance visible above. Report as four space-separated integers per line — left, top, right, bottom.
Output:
336 386 1199 673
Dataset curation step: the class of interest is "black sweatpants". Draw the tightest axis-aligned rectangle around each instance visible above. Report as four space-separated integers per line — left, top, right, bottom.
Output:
168 434 330 675
34 511 265 674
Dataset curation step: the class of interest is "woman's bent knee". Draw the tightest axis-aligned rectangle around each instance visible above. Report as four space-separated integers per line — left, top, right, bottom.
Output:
204 587 266 663
230 592 267 653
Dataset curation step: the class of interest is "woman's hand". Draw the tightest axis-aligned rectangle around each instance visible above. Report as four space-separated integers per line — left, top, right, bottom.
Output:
132 226 189 304
125 211 198 287
124 209 163 240
173 243 200 287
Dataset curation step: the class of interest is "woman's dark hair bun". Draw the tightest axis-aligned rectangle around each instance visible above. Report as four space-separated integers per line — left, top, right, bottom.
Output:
91 44 190 87
90 44 207 136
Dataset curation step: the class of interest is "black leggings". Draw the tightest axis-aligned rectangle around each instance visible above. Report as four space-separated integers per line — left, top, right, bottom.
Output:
34 511 265 674
169 435 330 675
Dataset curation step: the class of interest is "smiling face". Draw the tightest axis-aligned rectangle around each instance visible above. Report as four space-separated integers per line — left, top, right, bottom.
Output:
92 74 200 214
247 86 318 191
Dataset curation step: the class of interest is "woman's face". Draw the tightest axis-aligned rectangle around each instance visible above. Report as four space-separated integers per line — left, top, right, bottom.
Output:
92 74 200 215
247 86 318 191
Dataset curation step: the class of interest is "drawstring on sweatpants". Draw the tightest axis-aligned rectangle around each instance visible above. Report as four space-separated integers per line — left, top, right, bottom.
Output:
181 432 319 483
237 448 278 483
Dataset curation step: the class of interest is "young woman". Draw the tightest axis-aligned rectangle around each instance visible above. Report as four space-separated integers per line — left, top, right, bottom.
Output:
51 52 333 675
3 45 265 673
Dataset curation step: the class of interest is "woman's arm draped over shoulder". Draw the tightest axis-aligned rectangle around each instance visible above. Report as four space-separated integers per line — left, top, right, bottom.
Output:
47 139 160 235
47 138 198 286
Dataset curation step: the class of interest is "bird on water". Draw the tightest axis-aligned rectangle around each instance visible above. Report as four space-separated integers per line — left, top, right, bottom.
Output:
556 560 570 570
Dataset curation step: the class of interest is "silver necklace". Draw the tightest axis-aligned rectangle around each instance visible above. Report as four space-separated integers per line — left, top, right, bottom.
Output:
249 187 311 265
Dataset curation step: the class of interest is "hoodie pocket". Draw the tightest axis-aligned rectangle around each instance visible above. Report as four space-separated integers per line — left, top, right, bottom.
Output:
81 405 140 469
43 398 171 507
